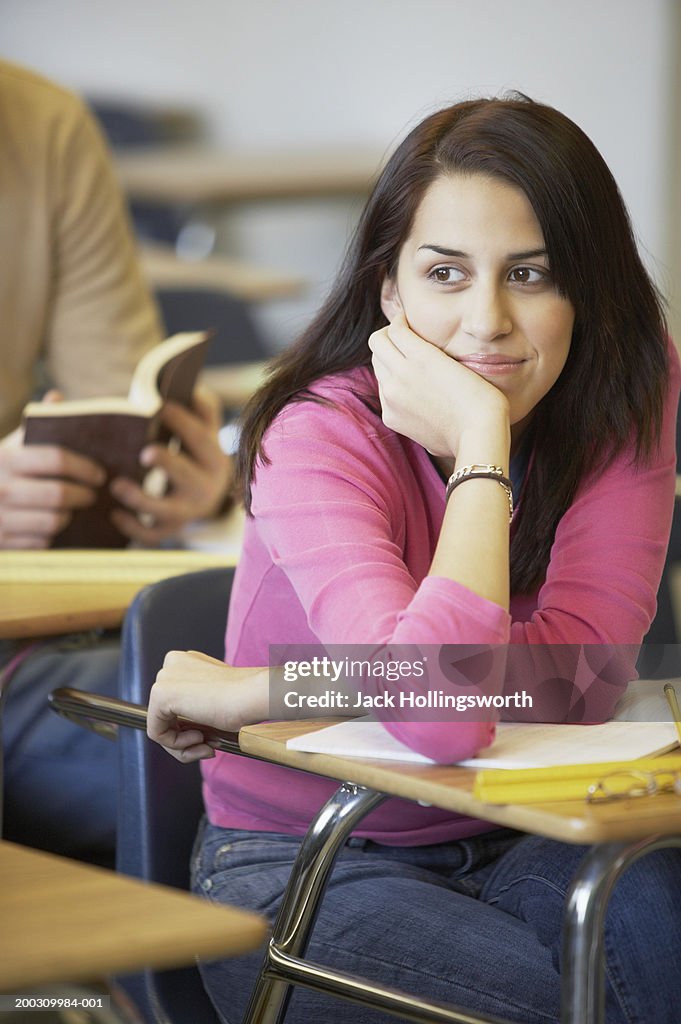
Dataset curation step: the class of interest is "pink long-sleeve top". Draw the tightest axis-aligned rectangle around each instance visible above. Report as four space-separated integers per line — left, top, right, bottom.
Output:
203 358 680 845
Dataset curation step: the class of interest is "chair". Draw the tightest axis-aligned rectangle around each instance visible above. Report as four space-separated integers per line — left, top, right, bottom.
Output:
112 567 234 1024
156 286 270 367
50 571 532 1024
157 286 271 418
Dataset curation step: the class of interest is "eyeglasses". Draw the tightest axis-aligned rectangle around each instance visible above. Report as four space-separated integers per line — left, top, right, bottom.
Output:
586 769 681 804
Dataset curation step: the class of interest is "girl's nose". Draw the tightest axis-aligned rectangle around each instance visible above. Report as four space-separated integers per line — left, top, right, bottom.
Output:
461 284 513 343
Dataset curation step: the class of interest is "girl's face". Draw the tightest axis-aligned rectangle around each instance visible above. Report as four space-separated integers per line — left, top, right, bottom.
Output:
381 173 575 431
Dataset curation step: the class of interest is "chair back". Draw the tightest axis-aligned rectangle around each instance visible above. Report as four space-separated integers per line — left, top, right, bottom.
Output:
117 567 235 1024
156 288 269 367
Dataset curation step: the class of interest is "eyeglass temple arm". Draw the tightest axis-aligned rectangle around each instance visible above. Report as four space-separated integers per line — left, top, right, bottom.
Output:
48 686 242 754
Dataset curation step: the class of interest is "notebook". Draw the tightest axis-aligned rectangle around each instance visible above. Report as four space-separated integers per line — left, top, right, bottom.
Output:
285 717 679 769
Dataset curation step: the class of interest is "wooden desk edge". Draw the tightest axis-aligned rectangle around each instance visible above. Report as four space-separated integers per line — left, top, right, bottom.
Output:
239 721 681 845
0 548 239 638
138 242 306 300
0 587 139 639
0 841 268 991
114 145 384 203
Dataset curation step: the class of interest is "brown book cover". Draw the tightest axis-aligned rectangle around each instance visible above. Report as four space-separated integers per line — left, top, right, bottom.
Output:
23 331 211 548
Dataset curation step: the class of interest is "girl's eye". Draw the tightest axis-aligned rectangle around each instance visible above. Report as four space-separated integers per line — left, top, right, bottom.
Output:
509 266 547 284
429 266 465 284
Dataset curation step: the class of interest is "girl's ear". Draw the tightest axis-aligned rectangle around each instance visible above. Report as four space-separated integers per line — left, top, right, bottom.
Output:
380 276 403 321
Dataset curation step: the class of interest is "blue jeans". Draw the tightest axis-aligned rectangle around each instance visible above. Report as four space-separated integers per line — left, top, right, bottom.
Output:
1 632 119 862
192 818 681 1024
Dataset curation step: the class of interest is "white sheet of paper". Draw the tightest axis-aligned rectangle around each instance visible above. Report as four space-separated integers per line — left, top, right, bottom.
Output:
286 718 679 768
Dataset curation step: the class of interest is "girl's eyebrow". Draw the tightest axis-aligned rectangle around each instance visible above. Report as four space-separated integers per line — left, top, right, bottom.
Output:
417 244 549 260
417 245 468 257
507 248 548 260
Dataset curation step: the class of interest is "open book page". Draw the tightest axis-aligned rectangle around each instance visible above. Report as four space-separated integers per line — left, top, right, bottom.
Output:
130 331 211 411
285 717 679 768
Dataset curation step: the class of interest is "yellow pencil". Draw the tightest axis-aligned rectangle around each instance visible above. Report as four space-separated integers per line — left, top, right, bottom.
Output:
664 684 681 747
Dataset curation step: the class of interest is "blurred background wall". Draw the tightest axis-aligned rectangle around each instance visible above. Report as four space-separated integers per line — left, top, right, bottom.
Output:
2 0 679 349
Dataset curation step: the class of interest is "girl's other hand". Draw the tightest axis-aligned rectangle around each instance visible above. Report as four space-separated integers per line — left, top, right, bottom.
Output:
147 651 268 763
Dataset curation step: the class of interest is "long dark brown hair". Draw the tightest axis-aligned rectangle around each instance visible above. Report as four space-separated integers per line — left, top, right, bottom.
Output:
237 95 668 593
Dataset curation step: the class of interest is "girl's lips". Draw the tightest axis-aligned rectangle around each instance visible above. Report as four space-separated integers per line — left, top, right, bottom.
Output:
457 355 528 375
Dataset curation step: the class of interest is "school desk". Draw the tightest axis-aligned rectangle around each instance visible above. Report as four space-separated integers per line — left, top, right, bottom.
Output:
42 685 681 1024
114 145 384 205
0 545 240 640
238 719 681 1024
138 241 305 301
0 840 266 992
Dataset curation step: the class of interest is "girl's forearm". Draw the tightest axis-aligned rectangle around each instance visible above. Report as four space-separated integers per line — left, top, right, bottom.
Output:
429 417 512 610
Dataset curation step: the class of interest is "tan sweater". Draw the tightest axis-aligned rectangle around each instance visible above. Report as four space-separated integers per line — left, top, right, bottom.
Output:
0 60 163 437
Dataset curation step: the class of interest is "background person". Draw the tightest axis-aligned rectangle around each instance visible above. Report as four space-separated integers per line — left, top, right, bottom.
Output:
0 59 232 862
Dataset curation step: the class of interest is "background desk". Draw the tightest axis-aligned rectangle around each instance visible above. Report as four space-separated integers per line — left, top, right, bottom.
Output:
0 546 240 639
0 840 266 992
115 145 384 205
138 241 305 301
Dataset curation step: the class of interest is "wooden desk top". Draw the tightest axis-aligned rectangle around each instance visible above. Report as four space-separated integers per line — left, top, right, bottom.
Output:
0 582 147 639
0 547 239 639
239 720 681 845
139 242 305 301
115 145 384 204
0 841 267 991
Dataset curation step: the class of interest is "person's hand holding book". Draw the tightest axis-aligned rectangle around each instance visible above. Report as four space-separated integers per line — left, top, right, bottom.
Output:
21 332 234 548
109 386 234 545
0 391 106 549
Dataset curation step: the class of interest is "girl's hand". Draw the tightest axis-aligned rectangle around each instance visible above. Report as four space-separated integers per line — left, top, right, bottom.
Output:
147 650 268 763
368 313 509 459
